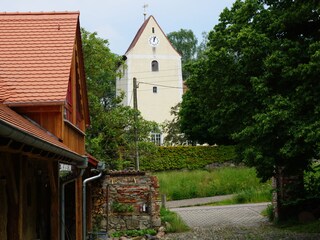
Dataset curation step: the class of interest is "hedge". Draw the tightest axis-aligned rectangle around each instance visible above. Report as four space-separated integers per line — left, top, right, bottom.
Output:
140 145 236 172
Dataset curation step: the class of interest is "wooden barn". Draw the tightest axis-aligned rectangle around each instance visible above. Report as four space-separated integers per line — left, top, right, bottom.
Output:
0 12 93 240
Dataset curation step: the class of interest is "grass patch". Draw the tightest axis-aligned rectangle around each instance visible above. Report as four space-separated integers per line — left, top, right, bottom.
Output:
233 187 272 203
277 220 320 233
160 207 190 233
155 167 272 201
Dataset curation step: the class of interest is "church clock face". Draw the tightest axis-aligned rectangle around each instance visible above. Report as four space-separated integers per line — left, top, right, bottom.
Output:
148 35 159 47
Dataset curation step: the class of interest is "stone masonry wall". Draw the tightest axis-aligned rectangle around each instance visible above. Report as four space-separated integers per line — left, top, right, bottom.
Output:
91 171 161 234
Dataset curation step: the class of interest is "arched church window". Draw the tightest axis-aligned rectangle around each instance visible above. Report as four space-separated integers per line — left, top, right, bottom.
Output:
151 60 159 72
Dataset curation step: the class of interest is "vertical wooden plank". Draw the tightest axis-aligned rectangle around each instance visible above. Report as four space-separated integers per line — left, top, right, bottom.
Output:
18 156 22 240
5 154 19 240
50 161 60 240
87 185 92 232
3 156 18 205
75 177 83 240
18 155 24 240
0 178 7 240
48 161 57 195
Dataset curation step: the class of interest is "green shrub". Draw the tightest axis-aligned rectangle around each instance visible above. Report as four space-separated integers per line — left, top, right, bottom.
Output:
304 161 320 198
140 145 236 172
111 202 134 213
110 229 157 237
160 207 190 233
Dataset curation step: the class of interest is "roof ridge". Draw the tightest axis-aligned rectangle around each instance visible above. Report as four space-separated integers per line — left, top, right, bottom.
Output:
0 11 80 16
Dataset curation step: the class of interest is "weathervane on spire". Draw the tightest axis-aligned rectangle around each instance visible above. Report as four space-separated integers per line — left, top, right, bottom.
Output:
143 3 148 21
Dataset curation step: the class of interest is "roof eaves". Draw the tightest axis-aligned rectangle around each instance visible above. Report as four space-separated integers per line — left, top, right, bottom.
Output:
4 100 65 107
0 104 87 167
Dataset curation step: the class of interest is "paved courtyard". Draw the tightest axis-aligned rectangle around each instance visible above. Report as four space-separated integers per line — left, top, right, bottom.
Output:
164 202 320 239
170 203 269 228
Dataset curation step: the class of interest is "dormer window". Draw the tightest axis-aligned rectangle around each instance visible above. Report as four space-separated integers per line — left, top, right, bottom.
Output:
151 60 159 71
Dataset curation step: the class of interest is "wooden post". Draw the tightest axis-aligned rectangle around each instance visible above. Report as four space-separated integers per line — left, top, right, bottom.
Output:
133 77 140 171
18 156 24 240
75 177 83 240
5 154 19 240
50 161 60 240
161 194 167 209
0 179 7 240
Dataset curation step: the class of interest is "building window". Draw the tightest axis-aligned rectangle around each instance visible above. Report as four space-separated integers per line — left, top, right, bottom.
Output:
151 60 159 71
152 27 155 33
151 133 161 146
153 86 158 93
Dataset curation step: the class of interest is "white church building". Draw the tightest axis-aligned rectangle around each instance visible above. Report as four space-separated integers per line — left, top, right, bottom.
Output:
116 15 183 145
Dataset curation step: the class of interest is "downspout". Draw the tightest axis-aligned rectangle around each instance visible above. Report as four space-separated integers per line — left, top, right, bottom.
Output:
61 161 87 240
83 163 105 240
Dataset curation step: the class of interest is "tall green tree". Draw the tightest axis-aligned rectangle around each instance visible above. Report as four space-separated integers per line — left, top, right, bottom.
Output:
81 29 159 169
167 29 198 79
180 0 320 184
162 103 189 146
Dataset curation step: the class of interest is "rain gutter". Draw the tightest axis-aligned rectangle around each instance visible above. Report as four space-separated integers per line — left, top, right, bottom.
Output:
0 119 87 166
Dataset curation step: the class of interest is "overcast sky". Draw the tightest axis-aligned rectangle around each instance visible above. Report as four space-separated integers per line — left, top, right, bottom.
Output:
2 0 235 55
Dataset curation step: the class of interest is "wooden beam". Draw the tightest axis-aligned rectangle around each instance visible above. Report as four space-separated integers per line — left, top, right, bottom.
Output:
19 156 24 240
14 105 62 113
0 178 8 240
75 177 83 240
4 156 18 205
47 161 57 194
50 161 59 240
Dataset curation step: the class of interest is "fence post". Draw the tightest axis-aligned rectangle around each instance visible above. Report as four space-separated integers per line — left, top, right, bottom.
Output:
161 194 166 209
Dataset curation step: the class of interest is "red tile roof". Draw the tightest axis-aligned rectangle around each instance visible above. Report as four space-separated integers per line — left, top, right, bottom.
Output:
0 103 81 157
0 12 79 105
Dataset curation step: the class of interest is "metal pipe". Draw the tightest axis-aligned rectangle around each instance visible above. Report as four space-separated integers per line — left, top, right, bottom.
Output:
83 171 103 240
61 168 86 240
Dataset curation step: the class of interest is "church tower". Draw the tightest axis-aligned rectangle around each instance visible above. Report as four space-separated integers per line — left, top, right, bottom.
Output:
116 15 183 144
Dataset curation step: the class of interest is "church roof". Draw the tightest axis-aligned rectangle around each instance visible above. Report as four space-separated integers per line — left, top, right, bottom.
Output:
125 15 180 56
0 12 80 106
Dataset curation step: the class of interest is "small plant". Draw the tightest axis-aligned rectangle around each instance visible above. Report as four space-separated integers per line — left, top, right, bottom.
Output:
111 201 134 213
92 214 104 232
261 204 274 222
160 207 190 233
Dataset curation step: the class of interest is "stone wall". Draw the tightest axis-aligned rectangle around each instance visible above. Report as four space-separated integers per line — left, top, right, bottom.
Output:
91 171 161 234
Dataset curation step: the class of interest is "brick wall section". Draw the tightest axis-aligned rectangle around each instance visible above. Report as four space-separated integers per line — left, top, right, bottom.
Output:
91 171 161 233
